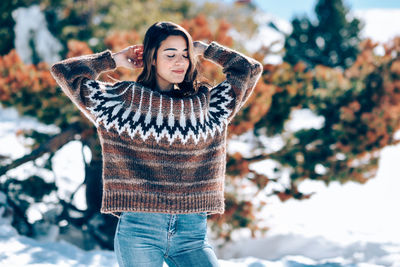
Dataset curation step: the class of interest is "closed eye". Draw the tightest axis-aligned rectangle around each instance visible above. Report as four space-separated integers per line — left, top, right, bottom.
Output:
166 54 188 59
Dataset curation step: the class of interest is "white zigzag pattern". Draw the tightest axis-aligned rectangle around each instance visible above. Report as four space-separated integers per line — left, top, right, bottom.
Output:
85 80 234 144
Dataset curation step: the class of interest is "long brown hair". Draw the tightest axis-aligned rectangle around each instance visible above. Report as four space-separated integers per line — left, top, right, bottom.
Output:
137 21 200 97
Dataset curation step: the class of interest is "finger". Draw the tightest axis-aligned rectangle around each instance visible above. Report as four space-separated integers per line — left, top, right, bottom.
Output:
135 54 143 61
134 59 143 67
135 61 143 68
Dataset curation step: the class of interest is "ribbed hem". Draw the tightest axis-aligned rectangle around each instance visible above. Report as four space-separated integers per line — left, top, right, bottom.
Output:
100 190 225 216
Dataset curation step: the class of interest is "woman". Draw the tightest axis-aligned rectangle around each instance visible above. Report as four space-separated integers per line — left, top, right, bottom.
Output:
51 21 262 267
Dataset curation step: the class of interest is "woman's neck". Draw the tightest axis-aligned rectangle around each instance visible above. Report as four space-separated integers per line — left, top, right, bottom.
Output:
155 79 173 92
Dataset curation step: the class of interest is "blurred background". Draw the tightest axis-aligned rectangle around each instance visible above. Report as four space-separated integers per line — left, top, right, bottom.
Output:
1 0 400 266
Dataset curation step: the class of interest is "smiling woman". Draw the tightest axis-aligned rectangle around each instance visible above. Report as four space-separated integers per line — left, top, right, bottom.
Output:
153 35 190 92
132 22 200 97
50 21 262 267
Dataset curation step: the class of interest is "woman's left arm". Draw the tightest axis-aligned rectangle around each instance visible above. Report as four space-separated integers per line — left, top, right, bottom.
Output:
194 41 263 119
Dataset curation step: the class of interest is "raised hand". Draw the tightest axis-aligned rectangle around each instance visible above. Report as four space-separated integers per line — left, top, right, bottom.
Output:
193 41 208 58
112 44 144 69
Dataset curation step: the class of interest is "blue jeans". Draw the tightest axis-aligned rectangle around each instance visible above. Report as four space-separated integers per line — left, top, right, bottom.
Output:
114 212 219 267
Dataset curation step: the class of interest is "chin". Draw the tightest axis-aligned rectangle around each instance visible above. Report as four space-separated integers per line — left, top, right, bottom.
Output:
171 78 185 84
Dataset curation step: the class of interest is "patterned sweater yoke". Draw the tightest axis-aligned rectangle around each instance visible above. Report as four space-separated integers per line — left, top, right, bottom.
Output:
51 42 262 215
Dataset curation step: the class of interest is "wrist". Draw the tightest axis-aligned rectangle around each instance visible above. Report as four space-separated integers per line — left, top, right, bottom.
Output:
112 52 122 67
193 41 208 57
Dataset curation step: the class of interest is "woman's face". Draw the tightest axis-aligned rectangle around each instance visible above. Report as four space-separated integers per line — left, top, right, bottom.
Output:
154 35 190 92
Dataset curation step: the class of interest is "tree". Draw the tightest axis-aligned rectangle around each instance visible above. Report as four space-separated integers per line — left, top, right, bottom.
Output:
3 0 400 249
44 0 259 57
284 0 363 68
245 38 400 202
0 0 263 248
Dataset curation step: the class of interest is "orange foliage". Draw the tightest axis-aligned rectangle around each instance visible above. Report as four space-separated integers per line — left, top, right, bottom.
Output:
180 15 213 42
390 60 400 75
0 50 56 102
102 30 142 82
67 40 93 58
180 15 236 84
276 192 293 202
181 14 233 53
228 80 274 136
346 39 379 79
104 30 141 51
214 20 233 47
252 173 270 190
226 152 250 177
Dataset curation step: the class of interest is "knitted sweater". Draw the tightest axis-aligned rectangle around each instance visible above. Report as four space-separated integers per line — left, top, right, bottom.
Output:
51 41 262 216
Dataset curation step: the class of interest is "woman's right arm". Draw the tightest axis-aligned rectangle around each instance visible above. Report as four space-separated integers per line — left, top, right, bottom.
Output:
50 50 117 121
50 45 143 122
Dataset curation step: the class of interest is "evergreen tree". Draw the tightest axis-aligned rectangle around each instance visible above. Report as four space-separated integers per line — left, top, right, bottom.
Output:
284 0 363 68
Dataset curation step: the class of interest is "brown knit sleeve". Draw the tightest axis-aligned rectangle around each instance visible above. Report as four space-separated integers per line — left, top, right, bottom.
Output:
50 50 117 123
203 42 262 121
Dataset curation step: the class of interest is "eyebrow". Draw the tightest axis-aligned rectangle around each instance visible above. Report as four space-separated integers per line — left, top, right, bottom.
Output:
163 48 188 52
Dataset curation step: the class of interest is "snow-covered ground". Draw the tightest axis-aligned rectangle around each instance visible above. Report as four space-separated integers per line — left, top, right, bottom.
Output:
219 142 400 266
2 105 400 267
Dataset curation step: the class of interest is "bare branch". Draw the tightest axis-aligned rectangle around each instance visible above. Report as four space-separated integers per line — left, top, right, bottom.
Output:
0 123 82 176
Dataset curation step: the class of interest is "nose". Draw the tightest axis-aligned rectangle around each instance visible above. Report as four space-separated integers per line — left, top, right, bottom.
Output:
174 55 186 65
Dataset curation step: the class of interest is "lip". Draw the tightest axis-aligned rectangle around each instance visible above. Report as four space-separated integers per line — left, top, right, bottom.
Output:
172 70 185 74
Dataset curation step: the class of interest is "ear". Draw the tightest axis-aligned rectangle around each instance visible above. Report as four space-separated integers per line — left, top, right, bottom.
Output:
152 59 156 66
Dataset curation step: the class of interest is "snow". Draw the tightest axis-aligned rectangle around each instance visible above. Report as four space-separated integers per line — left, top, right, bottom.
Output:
354 9 400 44
2 5 400 267
217 143 400 266
218 109 400 266
241 12 292 64
12 5 62 65
0 216 118 267
284 109 325 132
2 105 400 267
